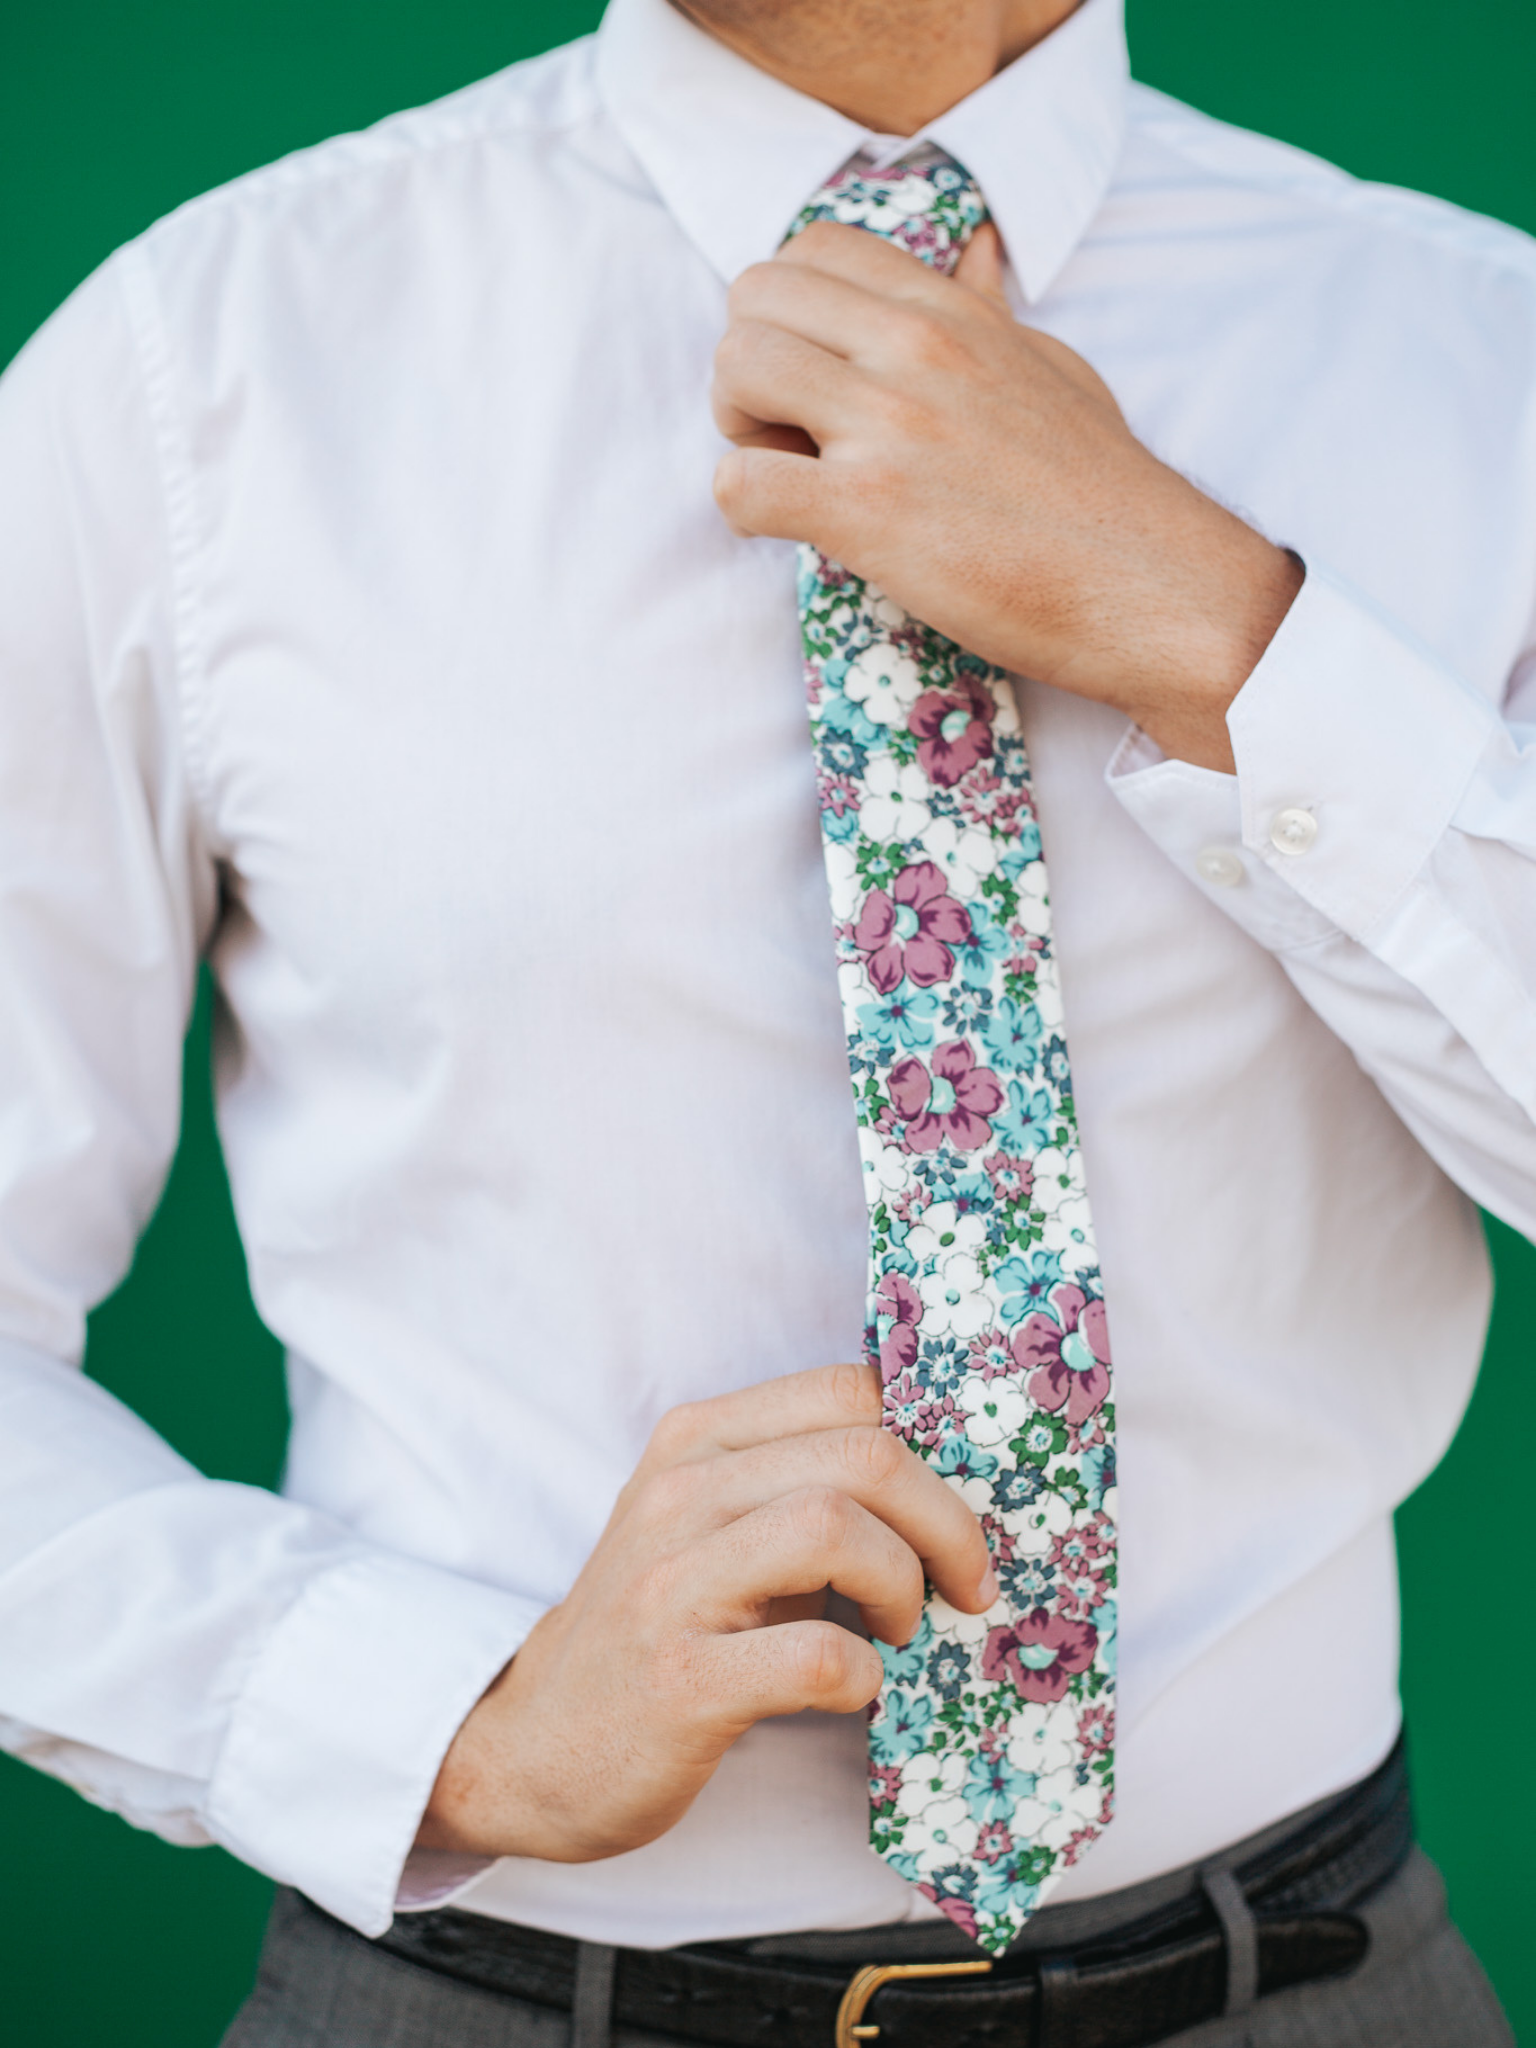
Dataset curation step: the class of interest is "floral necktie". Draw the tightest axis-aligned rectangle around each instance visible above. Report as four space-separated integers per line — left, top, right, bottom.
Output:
790 146 1117 1953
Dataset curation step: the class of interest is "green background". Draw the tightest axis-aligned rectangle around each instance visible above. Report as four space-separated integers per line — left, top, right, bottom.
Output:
2 1 1533 2041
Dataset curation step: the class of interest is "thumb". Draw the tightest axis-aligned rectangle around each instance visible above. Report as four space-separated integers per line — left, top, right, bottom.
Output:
954 221 1009 304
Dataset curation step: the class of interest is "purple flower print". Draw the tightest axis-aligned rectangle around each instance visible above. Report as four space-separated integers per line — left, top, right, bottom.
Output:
882 1369 926 1440
853 861 972 995
888 1040 1004 1153
982 1610 1099 1704
1077 1702 1114 1759
983 1151 1034 1207
969 1327 1015 1382
883 1371 956 1447
974 1818 1015 1866
956 764 1025 833
817 768 859 820
920 1881 980 1943
910 676 995 788
869 1761 904 1807
1012 1282 1112 1426
875 1272 923 1379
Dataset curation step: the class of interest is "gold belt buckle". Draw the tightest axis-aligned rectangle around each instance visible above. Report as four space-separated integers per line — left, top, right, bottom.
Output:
833 1959 993 2048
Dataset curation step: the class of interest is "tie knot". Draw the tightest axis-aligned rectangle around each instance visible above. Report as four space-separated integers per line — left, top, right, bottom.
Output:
788 144 987 275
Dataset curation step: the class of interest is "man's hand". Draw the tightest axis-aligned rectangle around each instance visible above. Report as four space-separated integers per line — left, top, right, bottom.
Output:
417 1362 995 1862
712 222 1303 772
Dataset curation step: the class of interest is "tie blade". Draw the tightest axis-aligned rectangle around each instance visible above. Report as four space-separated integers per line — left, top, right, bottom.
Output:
794 145 1116 1936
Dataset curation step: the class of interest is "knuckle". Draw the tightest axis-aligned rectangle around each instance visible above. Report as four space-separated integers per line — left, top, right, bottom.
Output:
729 261 778 310
841 455 909 526
869 381 927 442
828 1358 878 1424
636 1461 698 1525
897 307 963 372
844 1423 903 1492
648 1631 713 1714
790 1621 854 1698
790 1484 855 1554
647 1400 701 1464
712 322 753 383
631 1552 685 1616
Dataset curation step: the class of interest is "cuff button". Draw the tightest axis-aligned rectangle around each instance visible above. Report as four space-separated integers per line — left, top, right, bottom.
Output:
1270 806 1318 855
1195 846 1245 888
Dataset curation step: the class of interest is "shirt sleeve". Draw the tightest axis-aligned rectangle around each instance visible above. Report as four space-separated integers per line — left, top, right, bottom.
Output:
1109 559 1536 1239
0 256 540 1937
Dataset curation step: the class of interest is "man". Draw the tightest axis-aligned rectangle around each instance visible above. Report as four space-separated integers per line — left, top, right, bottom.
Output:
0 0 1529 2039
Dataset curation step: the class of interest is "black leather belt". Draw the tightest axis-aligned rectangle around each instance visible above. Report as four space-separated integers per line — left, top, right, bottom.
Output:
345 1735 1409 2048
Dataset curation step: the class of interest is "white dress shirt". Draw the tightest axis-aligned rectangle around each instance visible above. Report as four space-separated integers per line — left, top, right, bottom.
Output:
3 0 1535 1951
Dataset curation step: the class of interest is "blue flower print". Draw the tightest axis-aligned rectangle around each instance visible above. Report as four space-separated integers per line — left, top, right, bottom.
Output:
975 1881 1041 1933
1041 1034 1071 1087
994 1246 1065 1326
950 1171 995 1222
925 1862 979 1906
869 1686 935 1764
926 1640 969 1701
1080 1443 1116 1511
918 1336 970 1397
981 997 1043 1075
818 671 884 752
819 728 869 781
858 985 940 1054
877 1613 934 1689
956 901 1011 988
964 1748 1038 1823
1000 1554 1056 1608
823 804 860 844
991 1466 1047 1515
993 1080 1055 1157
912 1151 960 1198
999 814 1043 873
933 1434 999 1484
1089 1597 1117 1679
941 982 992 1033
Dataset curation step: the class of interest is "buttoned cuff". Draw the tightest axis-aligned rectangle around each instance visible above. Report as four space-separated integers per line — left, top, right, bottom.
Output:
206 1549 543 1936
1107 561 1500 949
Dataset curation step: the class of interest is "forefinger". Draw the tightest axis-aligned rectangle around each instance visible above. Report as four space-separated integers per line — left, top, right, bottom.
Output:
642 1361 883 1471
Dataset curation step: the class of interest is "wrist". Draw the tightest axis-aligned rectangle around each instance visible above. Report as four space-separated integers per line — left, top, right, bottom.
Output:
1125 535 1303 773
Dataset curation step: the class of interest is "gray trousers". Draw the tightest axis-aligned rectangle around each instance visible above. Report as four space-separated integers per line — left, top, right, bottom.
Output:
223 1848 1511 2048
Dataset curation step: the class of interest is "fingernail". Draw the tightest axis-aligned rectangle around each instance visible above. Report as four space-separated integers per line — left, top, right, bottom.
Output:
976 1565 999 1609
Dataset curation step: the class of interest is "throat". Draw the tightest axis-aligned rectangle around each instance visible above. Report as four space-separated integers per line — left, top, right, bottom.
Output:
666 0 1084 137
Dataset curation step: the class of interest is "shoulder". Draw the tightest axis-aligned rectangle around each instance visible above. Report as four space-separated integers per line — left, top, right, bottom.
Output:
1121 81 1536 295
115 35 605 311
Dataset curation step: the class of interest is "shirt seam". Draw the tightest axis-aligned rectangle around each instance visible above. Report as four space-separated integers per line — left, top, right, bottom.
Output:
111 243 223 866
135 38 599 252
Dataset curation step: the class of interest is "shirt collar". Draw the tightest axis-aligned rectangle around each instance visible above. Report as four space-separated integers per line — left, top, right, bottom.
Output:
593 0 1129 302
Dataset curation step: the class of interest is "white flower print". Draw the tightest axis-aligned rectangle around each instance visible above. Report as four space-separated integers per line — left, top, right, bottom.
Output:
905 1201 986 1266
958 1373 1030 1447
921 815 998 898
844 640 924 725
859 756 933 843
916 1251 993 1338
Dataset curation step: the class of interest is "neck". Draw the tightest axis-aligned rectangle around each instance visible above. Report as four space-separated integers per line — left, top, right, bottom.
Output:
666 0 1083 135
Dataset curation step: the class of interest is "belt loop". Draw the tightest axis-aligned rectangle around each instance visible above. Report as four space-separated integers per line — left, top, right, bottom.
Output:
572 1941 617 2048
1036 1956 1078 2048
1201 1866 1259 2015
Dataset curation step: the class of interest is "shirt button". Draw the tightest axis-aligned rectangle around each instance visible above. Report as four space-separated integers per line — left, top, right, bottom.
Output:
1195 846 1245 888
1270 806 1318 855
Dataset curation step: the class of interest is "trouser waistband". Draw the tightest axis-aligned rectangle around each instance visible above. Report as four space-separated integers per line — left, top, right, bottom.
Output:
349 1732 1410 2048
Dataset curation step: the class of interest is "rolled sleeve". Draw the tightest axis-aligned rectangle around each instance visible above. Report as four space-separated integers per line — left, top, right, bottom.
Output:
208 1550 542 1935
